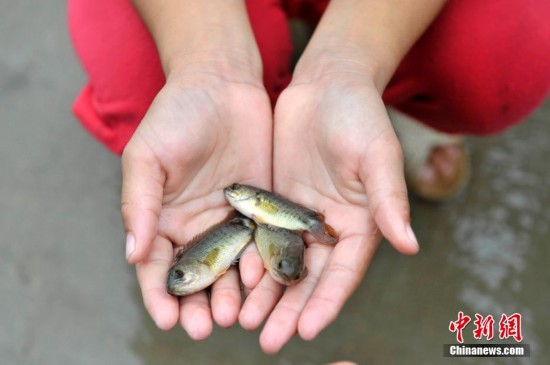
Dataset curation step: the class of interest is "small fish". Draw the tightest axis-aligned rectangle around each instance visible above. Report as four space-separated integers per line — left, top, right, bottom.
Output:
224 183 338 245
167 217 255 296
255 224 307 286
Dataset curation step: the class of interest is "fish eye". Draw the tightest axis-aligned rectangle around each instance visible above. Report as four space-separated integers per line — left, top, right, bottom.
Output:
230 183 241 190
174 269 184 279
277 260 284 270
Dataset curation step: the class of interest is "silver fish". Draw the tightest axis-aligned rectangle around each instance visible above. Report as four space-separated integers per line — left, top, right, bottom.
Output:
255 224 307 286
167 217 255 296
224 183 338 245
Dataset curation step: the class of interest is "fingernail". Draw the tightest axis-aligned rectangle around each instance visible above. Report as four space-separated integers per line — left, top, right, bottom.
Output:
126 232 136 260
406 224 419 249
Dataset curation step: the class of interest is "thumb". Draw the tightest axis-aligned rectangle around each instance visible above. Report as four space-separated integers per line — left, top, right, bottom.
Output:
360 127 419 255
121 145 165 264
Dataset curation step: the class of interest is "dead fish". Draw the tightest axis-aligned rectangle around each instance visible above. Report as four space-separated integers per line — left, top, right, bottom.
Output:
255 224 307 286
224 183 338 245
167 216 255 296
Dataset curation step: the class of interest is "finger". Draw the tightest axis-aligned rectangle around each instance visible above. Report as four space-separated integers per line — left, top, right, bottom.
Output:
259 243 332 354
239 272 283 331
298 234 379 341
210 267 241 328
121 143 165 263
136 235 179 330
180 291 213 340
360 127 419 255
239 242 264 290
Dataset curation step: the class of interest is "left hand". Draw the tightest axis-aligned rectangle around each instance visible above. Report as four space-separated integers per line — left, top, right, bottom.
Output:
239 73 419 353
121 71 272 339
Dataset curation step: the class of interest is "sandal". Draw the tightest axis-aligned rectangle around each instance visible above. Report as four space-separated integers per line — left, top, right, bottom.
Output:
387 108 471 202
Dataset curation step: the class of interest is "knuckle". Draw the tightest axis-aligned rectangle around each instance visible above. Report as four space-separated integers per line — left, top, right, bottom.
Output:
275 302 302 317
326 261 362 283
120 201 132 223
370 190 410 223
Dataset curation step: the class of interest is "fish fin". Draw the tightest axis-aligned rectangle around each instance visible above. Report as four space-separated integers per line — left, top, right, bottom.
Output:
310 220 339 245
203 247 221 268
304 209 325 222
231 241 253 265
172 232 209 262
215 268 229 280
258 198 280 215
251 213 266 224
173 215 239 262
174 244 192 262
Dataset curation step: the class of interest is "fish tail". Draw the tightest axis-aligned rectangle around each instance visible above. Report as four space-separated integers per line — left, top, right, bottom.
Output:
309 220 338 245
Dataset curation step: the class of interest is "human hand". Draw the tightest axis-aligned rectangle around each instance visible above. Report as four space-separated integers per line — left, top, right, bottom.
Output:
121 71 271 339
239 73 419 353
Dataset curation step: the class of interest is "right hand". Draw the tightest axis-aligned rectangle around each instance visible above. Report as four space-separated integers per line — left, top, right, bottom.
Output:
239 71 418 353
121 70 272 339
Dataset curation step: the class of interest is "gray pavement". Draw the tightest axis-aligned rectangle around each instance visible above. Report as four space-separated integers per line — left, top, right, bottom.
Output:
2 1 549 364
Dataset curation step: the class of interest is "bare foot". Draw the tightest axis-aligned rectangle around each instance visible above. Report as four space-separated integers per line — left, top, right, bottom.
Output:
409 142 470 201
387 108 471 202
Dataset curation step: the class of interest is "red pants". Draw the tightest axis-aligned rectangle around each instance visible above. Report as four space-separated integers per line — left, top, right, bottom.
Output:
69 0 550 154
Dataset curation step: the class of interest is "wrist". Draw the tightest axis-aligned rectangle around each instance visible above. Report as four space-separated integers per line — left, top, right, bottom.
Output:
291 0 447 92
164 47 263 87
133 0 263 86
292 44 388 92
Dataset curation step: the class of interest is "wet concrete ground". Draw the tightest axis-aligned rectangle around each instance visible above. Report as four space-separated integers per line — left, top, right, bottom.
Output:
2 1 548 364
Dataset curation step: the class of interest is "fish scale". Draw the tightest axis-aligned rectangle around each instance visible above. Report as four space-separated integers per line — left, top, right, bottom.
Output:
180 223 249 267
255 193 312 230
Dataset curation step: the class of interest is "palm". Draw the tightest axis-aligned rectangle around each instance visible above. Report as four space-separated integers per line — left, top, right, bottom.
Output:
240 79 415 353
149 85 271 242
122 77 272 337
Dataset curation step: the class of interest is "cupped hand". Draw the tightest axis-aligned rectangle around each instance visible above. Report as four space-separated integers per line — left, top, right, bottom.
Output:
239 74 419 353
121 72 272 339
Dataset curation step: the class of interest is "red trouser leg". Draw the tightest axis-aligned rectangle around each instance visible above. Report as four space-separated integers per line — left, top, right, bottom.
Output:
69 0 550 154
383 0 550 135
68 0 164 154
293 0 550 135
68 0 292 154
